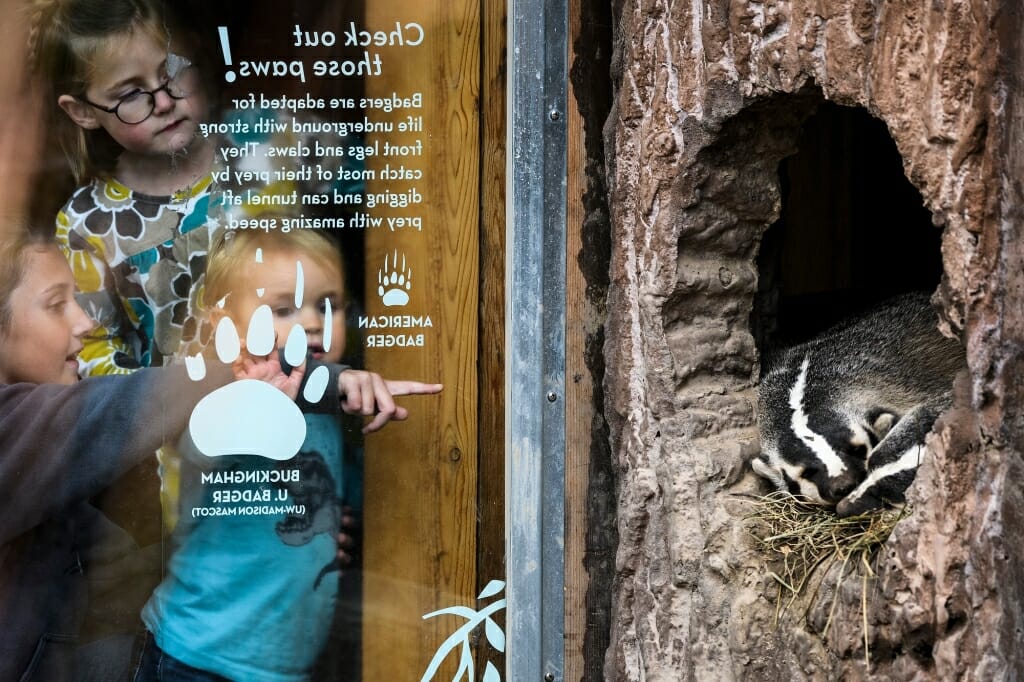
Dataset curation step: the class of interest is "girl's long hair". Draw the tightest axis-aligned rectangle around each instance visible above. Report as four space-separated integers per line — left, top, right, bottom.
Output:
28 0 170 183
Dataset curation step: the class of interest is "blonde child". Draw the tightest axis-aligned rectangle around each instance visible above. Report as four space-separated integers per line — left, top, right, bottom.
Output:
0 224 313 681
32 0 219 375
137 228 369 682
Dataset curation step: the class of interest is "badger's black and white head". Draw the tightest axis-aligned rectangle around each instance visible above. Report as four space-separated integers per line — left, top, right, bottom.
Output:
753 354 894 507
752 294 963 515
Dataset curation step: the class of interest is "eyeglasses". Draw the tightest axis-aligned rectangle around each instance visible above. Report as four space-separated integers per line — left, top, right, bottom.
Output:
79 61 198 125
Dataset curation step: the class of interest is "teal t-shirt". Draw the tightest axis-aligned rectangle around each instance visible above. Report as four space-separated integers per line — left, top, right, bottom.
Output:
142 414 345 681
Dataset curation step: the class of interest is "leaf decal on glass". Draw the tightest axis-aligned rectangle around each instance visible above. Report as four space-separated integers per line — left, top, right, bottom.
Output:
485 617 505 652
421 580 507 682
478 579 505 600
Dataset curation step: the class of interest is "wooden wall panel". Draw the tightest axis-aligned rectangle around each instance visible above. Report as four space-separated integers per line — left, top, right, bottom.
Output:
476 0 507 654
565 0 590 677
362 0 481 678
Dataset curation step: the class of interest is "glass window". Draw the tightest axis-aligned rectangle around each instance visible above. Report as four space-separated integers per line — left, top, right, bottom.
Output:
0 0 505 679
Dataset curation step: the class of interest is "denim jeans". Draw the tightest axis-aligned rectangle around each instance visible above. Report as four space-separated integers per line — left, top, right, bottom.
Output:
131 631 232 682
73 633 137 682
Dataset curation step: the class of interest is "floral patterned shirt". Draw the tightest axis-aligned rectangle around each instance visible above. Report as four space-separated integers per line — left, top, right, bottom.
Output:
56 175 222 375
55 112 363 377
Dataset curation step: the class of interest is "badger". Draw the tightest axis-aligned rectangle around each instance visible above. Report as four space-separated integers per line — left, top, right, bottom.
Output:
752 293 965 517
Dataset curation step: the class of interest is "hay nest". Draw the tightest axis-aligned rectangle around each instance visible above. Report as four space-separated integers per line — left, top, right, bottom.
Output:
747 492 905 663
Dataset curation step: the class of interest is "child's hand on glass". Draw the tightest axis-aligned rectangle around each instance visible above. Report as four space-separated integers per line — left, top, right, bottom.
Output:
335 507 360 571
337 370 443 433
231 341 305 401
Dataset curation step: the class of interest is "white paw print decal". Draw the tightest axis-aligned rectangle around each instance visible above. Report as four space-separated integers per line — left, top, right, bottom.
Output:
185 249 333 460
378 250 412 307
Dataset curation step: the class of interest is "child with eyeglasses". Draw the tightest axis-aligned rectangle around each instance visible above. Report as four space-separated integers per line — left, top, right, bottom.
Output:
32 0 220 376
29 7 223 676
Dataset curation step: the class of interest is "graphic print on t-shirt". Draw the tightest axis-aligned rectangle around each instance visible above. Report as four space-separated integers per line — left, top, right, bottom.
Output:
274 451 345 588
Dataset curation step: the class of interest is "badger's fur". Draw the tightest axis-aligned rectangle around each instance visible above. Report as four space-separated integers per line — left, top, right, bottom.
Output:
753 293 964 517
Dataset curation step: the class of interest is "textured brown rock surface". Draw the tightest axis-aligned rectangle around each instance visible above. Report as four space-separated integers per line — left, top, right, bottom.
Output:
603 0 1021 679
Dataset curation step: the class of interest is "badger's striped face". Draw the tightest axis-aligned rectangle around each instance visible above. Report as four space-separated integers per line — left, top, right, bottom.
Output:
753 439 866 506
754 357 871 506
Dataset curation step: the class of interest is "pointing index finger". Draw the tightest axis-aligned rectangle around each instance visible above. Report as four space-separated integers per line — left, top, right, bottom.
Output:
383 381 444 396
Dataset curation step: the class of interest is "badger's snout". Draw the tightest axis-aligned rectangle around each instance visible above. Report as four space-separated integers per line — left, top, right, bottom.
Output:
818 470 860 505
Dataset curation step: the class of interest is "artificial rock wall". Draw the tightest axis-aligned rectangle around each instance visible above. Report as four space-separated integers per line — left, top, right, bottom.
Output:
602 0 1023 679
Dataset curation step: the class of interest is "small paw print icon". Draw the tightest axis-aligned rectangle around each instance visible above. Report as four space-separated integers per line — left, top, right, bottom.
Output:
378 250 412 307
186 253 333 460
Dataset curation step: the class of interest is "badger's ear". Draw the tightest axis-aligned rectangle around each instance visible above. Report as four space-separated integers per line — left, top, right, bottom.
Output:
751 456 785 490
870 411 898 440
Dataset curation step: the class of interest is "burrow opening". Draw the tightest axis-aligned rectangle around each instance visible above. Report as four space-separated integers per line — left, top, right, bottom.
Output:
753 101 943 352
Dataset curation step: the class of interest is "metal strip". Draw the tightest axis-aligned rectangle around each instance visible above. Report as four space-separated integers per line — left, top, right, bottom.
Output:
506 0 567 677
